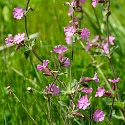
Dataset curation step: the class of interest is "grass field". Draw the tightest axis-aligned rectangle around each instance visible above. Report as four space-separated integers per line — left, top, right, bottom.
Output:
0 0 125 125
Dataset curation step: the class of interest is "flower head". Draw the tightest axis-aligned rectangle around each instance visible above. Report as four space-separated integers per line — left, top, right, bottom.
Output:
37 60 49 71
5 34 13 45
44 83 60 96
53 45 68 54
82 88 93 94
93 110 105 122
95 87 105 97
81 28 90 40
86 40 91 51
108 78 120 83
13 33 25 44
109 36 115 45
92 0 98 7
92 72 99 83
77 95 90 110
64 26 76 44
13 7 24 19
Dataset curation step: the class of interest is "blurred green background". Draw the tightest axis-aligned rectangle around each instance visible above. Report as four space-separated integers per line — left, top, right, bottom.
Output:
0 0 125 124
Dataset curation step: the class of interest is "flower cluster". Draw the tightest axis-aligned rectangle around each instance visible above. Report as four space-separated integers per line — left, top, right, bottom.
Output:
5 33 25 45
13 7 24 19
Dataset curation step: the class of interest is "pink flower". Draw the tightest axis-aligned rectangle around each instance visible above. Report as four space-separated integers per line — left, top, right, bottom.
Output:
68 8 73 16
64 26 76 44
5 34 13 45
92 0 98 7
109 36 115 45
86 40 91 51
92 72 99 83
101 42 109 54
77 95 90 110
92 35 99 43
13 7 24 19
13 33 25 44
81 28 90 40
44 83 60 96
37 60 49 71
93 110 105 122
82 88 93 94
95 87 105 97
53 45 68 54
108 78 120 83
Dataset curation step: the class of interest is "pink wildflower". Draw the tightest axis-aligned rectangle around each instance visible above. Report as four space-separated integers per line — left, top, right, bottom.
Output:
81 28 90 40
92 35 99 43
13 33 25 44
86 40 91 51
92 72 99 83
82 88 93 94
95 87 105 97
44 83 60 96
5 34 13 45
64 26 76 44
13 7 24 19
37 60 49 71
92 0 98 7
108 78 120 83
53 45 68 54
109 36 115 45
93 110 105 122
77 95 90 110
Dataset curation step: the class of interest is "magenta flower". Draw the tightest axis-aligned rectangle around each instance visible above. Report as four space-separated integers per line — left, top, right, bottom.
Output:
53 45 68 54
59 57 70 68
108 78 120 83
77 95 90 110
5 34 13 45
44 83 60 96
109 36 115 45
82 88 93 94
92 72 99 83
102 42 109 54
95 87 105 97
37 60 49 71
86 40 91 51
92 35 99 43
93 110 105 122
68 8 73 16
92 0 98 7
81 28 90 40
13 33 25 44
64 26 76 44
13 7 24 19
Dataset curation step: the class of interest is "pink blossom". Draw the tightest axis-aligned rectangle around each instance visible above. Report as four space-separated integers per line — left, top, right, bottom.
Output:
102 42 109 54
44 83 60 96
95 87 105 97
64 26 76 44
5 34 13 45
13 7 24 19
93 110 105 122
77 95 90 110
81 28 90 40
92 35 99 43
37 60 49 71
109 36 115 45
86 40 91 51
13 33 25 44
92 0 98 7
108 78 120 83
92 72 99 83
82 88 93 94
59 56 70 68
68 8 73 16
53 45 68 54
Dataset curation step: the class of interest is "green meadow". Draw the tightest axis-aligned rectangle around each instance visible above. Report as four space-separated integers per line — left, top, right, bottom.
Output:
0 0 125 124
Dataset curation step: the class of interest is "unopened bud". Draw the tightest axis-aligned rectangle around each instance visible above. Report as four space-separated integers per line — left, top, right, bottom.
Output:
84 77 93 82
72 112 84 118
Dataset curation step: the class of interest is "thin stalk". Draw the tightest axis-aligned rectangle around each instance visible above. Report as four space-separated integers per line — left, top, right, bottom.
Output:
7 87 38 125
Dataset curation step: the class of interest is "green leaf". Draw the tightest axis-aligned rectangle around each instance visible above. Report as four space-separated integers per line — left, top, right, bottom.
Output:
24 49 30 59
114 101 125 109
112 110 124 120
2 6 10 21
